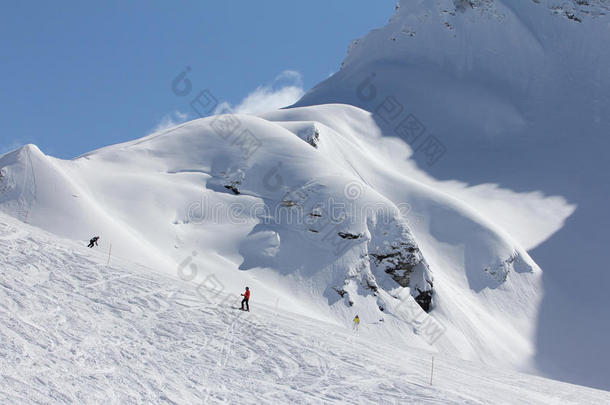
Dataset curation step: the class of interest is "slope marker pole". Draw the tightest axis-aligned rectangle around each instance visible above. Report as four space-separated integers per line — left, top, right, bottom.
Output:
430 356 434 385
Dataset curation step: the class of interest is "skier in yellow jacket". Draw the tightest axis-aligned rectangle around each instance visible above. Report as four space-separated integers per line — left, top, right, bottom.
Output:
353 315 360 331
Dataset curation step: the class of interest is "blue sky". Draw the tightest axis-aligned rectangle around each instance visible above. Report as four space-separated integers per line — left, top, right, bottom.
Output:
1 1 394 159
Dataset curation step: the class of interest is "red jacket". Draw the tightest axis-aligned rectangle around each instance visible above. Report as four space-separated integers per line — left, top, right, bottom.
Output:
243 290 250 299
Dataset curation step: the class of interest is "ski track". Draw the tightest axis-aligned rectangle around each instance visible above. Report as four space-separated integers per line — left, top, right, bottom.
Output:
1 216 609 404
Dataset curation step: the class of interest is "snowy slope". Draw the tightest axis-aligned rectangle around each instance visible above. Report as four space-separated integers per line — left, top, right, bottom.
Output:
1 103 547 378
293 0 610 390
1 0 609 394
2 212 610 404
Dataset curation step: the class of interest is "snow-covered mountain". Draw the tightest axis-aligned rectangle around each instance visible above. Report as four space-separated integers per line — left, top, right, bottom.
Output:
0 103 544 369
1 0 609 399
294 0 610 390
0 99 563 399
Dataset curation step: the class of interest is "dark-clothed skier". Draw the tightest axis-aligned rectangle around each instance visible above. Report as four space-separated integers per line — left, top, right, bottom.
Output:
88 236 100 248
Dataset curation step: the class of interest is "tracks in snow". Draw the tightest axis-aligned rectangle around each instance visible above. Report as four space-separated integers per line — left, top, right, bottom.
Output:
1 216 609 404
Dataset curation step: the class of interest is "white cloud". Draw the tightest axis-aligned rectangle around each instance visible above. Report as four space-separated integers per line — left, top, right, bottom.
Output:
215 70 305 115
174 111 188 121
151 110 190 133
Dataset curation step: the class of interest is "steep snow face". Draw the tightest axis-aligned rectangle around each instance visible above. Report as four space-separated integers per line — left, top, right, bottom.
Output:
1 103 542 375
293 0 610 389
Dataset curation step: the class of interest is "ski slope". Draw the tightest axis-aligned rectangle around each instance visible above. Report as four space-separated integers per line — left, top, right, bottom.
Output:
1 213 608 404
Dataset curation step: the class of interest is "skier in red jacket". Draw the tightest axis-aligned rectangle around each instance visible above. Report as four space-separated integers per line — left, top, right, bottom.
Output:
240 287 250 311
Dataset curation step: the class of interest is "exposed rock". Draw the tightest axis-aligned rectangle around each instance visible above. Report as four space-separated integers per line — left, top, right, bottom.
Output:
548 0 609 21
338 232 362 240
484 251 533 284
370 243 421 288
365 273 379 292
209 167 245 196
368 219 434 312
222 169 244 195
565 12 583 22
303 126 320 148
224 184 240 195
415 284 434 312
308 208 322 217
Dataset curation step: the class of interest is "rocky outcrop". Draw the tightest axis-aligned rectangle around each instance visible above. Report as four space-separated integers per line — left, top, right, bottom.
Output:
483 251 534 284
370 244 421 287
338 232 362 240
368 220 434 312
299 125 320 148
208 167 245 195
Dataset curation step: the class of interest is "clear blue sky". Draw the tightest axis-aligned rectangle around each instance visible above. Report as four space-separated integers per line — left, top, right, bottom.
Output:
1 1 394 159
